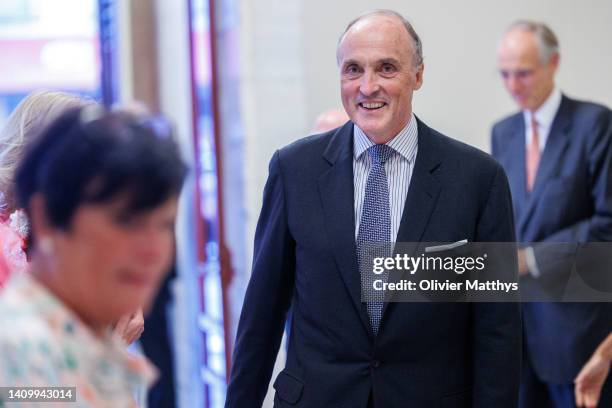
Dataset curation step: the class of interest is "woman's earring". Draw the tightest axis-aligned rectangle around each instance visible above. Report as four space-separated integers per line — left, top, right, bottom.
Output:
39 237 54 256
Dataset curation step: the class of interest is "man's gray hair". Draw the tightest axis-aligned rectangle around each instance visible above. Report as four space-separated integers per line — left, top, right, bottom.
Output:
337 9 423 68
506 20 559 62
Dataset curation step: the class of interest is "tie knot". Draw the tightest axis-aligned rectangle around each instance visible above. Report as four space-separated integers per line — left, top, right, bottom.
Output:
368 144 394 164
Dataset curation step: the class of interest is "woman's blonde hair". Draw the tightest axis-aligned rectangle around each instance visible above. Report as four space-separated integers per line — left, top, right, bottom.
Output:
0 91 93 213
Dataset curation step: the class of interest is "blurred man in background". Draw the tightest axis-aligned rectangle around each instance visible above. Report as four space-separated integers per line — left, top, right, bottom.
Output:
491 20 612 408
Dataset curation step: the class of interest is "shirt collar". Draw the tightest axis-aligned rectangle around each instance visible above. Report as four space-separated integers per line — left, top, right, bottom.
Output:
353 113 418 163
523 86 562 129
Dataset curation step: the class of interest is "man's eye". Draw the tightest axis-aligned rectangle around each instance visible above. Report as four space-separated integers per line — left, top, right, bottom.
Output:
516 70 532 79
381 63 396 73
345 65 360 75
499 70 532 80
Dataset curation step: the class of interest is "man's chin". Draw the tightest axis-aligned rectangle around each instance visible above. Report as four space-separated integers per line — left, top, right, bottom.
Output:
513 97 530 109
354 119 388 137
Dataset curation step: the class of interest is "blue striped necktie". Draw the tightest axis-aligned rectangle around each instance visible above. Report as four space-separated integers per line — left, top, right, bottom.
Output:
357 144 394 335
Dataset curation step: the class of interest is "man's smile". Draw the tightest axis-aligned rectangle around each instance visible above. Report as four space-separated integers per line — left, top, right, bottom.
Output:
359 102 387 110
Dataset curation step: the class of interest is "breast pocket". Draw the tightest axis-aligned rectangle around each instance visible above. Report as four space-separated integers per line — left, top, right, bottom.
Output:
440 389 471 408
273 370 304 406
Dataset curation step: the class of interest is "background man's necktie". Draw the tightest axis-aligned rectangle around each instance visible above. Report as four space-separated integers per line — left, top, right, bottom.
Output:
357 144 394 336
526 117 540 192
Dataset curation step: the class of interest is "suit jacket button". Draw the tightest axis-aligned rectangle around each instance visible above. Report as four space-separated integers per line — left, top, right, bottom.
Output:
371 359 381 368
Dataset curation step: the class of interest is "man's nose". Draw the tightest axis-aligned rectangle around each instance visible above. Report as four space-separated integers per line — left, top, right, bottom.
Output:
359 71 380 96
505 75 520 93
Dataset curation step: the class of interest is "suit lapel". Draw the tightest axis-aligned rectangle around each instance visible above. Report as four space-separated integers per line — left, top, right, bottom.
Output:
506 115 528 226
382 119 442 318
395 120 442 244
317 122 372 335
518 97 572 237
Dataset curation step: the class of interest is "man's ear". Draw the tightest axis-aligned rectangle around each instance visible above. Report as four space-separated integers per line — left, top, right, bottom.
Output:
549 52 560 72
414 63 424 90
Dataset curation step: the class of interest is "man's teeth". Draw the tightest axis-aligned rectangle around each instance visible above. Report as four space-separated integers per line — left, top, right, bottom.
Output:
361 102 385 109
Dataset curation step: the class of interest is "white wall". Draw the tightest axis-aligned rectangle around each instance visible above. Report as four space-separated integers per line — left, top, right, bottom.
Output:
239 0 308 249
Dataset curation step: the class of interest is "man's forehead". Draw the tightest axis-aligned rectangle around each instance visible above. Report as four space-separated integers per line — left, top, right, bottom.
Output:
339 18 410 62
498 42 541 69
350 13 404 32
499 29 539 57
344 15 408 43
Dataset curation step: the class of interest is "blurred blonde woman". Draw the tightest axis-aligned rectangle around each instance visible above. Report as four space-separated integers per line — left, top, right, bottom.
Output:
1 91 89 287
0 91 91 213
0 91 144 345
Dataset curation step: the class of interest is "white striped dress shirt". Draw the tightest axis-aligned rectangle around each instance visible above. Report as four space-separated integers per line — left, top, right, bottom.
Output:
353 114 419 241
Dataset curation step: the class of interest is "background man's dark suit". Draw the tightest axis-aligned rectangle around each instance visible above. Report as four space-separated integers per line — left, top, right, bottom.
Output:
225 119 521 407
491 95 612 405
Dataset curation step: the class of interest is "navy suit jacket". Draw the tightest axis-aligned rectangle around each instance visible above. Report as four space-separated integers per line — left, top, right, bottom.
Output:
491 95 612 383
226 118 521 407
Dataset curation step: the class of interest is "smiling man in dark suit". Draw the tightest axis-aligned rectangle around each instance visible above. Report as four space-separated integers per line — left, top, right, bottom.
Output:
226 9 521 407
492 20 612 408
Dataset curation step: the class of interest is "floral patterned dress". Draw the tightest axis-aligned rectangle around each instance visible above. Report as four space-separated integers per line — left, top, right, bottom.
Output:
0 273 157 407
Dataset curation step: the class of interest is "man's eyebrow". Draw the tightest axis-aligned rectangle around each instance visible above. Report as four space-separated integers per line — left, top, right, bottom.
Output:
379 58 401 65
341 58 401 67
341 59 360 67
